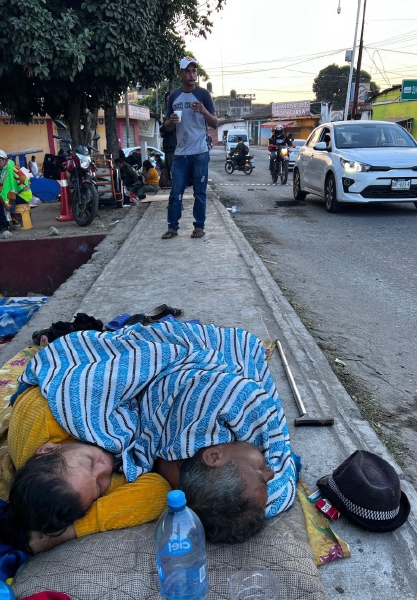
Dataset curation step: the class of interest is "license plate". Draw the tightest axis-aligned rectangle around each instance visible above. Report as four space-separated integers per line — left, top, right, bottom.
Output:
391 179 411 190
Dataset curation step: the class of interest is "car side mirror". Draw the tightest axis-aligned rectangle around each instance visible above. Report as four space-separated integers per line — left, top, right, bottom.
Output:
313 142 327 151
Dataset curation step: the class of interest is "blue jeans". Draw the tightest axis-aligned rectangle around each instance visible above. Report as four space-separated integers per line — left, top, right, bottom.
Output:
167 152 210 231
233 154 247 168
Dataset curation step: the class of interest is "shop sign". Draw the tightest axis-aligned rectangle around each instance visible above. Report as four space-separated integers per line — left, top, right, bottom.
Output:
272 101 311 118
331 110 344 122
2 118 45 125
401 80 417 101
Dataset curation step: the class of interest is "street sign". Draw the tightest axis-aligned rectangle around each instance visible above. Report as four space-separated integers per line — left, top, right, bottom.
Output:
401 80 417 101
350 83 370 103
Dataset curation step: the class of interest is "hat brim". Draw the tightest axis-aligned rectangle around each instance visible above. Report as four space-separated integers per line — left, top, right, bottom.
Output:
316 475 411 533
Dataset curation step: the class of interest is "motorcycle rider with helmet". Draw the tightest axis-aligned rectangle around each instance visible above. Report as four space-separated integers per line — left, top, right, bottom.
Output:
269 125 292 171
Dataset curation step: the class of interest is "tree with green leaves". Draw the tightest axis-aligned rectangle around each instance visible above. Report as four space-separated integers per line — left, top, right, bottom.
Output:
313 64 379 109
0 0 224 151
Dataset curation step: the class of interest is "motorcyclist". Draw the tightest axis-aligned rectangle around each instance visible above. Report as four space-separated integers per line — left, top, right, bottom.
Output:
269 125 292 171
229 136 248 168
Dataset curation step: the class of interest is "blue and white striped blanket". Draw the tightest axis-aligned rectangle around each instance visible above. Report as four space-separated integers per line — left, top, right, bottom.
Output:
19 321 299 517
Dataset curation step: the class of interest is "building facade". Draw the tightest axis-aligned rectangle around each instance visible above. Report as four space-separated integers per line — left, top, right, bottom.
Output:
372 85 416 138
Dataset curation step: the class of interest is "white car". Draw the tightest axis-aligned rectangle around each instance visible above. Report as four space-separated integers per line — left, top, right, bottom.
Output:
288 139 306 169
293 121 417 212
122 145 165 166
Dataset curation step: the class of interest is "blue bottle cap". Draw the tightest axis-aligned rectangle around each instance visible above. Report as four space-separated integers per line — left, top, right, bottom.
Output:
0 582 15 600
167 490 186 509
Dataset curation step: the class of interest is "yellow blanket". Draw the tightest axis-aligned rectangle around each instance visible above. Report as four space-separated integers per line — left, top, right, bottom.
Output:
0 346 39 498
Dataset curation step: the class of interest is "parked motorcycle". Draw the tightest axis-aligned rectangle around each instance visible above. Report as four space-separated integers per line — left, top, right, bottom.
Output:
225 155 255 175
52 119 99 226
270 143 290 185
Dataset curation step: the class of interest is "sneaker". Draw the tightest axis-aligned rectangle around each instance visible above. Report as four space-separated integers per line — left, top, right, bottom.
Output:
138 193 147 200
0 224 11 233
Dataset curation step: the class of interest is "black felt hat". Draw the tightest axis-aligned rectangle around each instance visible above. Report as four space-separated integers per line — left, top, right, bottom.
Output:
316 450 410 533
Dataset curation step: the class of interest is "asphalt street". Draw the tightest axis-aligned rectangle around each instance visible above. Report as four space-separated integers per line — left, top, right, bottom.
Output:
208 144 417 485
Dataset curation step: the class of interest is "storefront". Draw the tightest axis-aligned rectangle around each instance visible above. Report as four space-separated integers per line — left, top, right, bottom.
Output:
0 103 152 166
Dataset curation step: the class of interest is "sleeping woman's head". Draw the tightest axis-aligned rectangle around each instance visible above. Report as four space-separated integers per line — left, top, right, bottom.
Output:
0 442 114 547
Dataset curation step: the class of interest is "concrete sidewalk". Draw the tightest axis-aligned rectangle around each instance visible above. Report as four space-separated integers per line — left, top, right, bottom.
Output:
75 192 417 599
5 191 417 597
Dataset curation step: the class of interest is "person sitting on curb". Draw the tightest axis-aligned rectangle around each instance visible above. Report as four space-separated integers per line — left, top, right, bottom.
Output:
0 321 299 553
0 149 33 228
114 157 146 202
136 159 160 195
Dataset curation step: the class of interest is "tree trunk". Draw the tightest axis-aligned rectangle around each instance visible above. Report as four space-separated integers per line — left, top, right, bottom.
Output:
81 108 98 147
104 106 120 158
68 94 82 147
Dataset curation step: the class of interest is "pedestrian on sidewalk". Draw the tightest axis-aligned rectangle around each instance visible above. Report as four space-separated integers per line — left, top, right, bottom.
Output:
161 56 218 240
159 91 177 185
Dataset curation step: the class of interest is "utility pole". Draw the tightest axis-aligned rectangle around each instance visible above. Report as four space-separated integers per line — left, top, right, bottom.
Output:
342 0 362 121
125 89 130 147
351 0 367 120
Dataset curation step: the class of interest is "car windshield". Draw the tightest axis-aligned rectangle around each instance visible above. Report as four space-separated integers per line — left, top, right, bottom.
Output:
228 134 248 143
293 140 306 147
334 124 415 149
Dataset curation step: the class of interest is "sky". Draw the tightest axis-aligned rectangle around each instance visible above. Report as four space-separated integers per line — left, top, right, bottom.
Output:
184 0 417 104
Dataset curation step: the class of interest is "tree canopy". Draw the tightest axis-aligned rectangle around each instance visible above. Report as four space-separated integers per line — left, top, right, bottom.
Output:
137 56 210 114
313 64 379 108
0 0 224 144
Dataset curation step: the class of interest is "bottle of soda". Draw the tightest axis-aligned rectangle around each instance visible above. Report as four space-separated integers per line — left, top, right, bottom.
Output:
155 490 209 600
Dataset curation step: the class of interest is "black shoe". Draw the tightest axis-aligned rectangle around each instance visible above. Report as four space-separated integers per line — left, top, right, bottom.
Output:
145 304 184 323
138 193 146 200
0 224 12 233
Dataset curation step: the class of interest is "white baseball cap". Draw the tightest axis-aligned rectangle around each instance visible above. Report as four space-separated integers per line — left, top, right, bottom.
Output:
180 56 198 69
0 149 8 159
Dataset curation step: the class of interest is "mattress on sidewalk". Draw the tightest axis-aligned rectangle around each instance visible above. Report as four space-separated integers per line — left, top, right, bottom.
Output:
12 502 324 600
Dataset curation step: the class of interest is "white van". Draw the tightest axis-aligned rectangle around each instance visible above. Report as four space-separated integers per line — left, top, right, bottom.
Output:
225 129 249 155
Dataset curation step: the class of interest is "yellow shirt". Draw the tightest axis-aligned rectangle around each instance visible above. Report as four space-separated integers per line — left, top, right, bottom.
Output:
8 387 171 537
145 167 159 186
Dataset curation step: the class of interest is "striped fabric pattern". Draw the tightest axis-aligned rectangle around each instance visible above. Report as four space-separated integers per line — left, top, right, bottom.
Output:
19 321 298 517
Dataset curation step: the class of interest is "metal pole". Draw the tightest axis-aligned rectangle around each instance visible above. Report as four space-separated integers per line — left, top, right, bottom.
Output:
125 89 130 148
343 0 362 121
351 0 367 120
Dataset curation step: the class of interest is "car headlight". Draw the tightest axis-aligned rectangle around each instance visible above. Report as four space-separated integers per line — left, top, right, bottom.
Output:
340 158 371 173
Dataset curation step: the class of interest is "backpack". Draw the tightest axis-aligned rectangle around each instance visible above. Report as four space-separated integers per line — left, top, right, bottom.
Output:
243 144 249 154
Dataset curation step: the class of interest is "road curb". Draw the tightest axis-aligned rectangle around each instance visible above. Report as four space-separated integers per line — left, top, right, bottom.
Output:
211 191 417 529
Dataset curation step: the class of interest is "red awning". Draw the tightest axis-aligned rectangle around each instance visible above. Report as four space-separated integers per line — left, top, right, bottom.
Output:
260 121 294 129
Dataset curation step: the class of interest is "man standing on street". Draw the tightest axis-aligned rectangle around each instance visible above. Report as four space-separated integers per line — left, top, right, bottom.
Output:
161 56 218 239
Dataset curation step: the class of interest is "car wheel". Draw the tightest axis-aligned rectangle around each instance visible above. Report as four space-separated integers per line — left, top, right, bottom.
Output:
324 174 341 213
293 169 307 200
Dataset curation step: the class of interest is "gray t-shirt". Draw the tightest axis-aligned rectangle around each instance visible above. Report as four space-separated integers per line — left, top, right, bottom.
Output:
167 87 215 156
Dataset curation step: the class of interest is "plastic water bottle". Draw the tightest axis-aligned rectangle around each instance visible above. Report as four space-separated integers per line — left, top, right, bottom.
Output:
155 490 209 600
0 582 15 600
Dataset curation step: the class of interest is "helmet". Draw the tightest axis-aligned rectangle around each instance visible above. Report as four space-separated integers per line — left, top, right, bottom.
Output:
0 149 8 159
274 125 284 137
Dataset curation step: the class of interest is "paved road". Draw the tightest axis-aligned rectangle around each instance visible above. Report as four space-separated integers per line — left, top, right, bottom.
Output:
208 144 417 484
